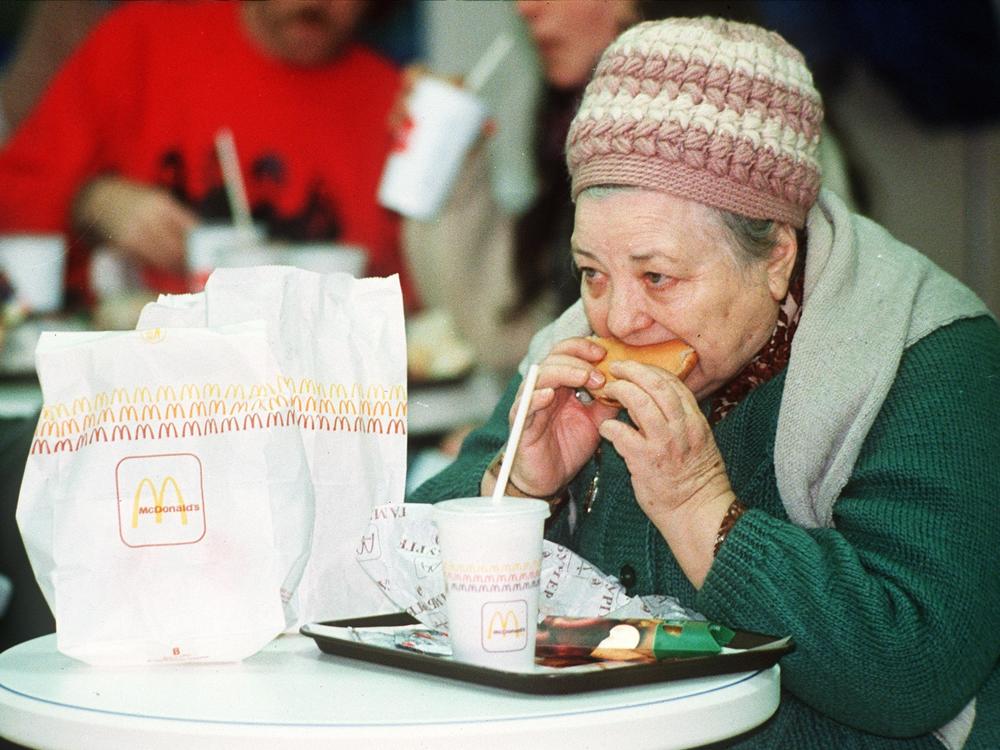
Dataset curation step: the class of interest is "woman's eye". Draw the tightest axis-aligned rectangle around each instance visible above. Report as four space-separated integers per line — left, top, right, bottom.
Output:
644 272 673 288
578 266 599 280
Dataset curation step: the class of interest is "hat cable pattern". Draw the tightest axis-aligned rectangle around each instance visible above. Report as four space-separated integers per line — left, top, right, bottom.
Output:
566 17 824 228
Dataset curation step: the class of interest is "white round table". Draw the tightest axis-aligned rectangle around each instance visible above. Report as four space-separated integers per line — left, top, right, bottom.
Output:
0 634 779 750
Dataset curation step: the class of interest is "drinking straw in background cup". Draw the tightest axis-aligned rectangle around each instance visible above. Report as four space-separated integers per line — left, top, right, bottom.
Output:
185 223 265 291
463 33 516 94
433 496 549 671
434 364 548 671
214 128 254 233
0 234 66 314
377 33 513 221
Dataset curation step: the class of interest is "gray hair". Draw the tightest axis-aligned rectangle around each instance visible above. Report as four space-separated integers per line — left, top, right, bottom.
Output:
717 211 781 266
577 184 781 267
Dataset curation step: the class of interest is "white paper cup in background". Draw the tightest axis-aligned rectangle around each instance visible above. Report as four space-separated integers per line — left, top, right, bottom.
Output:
378 77 488 221
0 234 66 314
185 223 265 290
433 496 550 671
277 243 367 276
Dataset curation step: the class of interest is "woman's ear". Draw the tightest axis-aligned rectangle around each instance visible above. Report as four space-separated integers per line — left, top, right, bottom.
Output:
766 224 798 301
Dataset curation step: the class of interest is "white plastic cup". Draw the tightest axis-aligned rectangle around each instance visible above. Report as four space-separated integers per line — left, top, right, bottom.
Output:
0 234 66 314
377 77 488 221
185 223 265 290
433 496 550 671
278 243 367 276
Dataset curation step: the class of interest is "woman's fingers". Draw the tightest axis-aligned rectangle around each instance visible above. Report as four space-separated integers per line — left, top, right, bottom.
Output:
529 336 610 396
510 385 556 428
603 361 690 432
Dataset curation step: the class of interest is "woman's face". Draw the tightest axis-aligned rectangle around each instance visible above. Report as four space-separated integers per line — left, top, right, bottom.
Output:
572 190 798 401
516 0 639 90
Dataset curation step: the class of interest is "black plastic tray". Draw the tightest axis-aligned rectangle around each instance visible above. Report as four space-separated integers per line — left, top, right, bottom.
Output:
301 612 794 695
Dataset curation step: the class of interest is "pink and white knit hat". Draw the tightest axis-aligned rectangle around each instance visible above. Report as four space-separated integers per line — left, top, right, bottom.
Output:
566 17 824 228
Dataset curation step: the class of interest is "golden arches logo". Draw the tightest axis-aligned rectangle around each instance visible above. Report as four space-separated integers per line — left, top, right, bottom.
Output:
164 402 185 419
481 601 529 652
141 328 165 343
361 399 392 417
141 404 162 421
117 453 206 548
485 610 521 639
155 385 177 401
179 383 201 400
131 476 186 528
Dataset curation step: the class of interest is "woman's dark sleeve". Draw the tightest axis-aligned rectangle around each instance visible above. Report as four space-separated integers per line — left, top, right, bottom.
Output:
406 374 522 504
697 316 1000 737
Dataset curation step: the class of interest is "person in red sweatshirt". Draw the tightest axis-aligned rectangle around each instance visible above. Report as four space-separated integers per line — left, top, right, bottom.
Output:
0 0 412 309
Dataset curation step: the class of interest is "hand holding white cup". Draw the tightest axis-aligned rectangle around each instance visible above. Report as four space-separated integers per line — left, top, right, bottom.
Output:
378 34 514 221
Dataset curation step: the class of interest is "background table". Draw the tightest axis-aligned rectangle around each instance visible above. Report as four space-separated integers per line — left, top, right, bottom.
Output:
0 633 780 750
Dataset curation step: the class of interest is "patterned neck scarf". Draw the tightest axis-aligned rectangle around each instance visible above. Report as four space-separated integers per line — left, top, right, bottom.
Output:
708 255 805 425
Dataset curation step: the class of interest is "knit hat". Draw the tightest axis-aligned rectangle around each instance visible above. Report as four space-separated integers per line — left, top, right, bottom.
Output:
565 17 824 228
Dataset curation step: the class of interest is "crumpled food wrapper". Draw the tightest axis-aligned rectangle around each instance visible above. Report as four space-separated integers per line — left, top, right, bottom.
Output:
356 503 702 631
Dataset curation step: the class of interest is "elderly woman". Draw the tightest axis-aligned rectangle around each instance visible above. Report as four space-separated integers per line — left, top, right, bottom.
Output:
408 17 999 749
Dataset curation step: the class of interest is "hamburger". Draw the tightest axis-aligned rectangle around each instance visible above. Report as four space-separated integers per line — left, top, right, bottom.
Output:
586 336 698 407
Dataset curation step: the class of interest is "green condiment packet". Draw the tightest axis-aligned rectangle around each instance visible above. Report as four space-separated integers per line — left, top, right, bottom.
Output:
651 620 736 658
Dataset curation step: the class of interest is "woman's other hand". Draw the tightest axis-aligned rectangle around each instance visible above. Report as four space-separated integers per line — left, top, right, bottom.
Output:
598 359 737 587
483 336 618 498
72 176 196 272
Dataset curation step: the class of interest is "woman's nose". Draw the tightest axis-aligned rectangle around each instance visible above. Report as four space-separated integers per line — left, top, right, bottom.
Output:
605 284 653 339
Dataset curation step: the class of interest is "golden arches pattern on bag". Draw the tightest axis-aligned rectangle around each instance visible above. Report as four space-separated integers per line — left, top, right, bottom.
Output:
31 376 407 454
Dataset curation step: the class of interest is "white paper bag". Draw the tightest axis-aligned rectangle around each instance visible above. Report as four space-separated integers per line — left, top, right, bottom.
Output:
16 322 314 665
137 267 409 624
203 267 407 624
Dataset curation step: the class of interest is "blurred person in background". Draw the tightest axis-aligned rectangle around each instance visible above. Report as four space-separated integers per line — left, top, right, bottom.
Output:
0 0 415 314
0 1 116 143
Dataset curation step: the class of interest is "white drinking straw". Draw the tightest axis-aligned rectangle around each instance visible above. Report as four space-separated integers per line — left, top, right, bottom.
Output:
465 32 515 94
491 363 541 502
213 128 254 232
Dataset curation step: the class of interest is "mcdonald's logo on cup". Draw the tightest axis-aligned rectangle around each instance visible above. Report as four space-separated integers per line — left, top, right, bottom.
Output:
115 453 206 547
481 600 528 652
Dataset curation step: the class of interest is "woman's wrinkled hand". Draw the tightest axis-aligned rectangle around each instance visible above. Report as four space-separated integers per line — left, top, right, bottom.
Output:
496 337 619 497
72 176 197 272
597 359 734 525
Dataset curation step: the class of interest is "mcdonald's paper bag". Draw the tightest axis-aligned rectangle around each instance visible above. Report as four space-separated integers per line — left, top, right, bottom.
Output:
201 267 407 624
16 321 314 665
138 267 409 624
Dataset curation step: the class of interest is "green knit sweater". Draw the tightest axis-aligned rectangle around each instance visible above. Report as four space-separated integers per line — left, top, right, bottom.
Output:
409 315 1000 749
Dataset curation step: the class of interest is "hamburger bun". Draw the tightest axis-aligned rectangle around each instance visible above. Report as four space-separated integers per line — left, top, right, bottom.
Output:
587 336 698 407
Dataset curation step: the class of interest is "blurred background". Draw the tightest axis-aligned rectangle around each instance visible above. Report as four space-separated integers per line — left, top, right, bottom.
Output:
0 0 997 676
2 1 998 313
